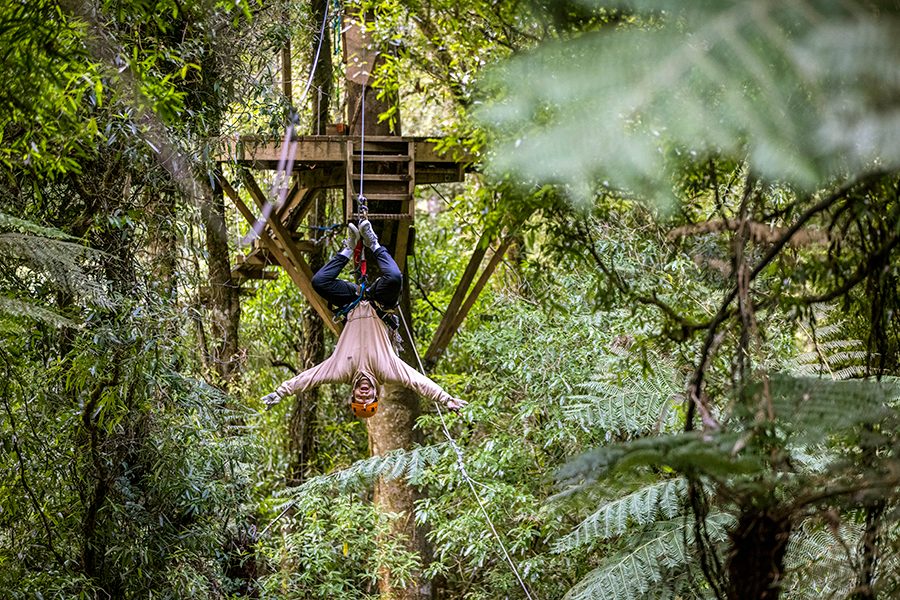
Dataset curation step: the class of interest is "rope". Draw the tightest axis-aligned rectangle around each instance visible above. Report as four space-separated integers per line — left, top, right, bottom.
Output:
358 81 368 212
332 281 367 322
397 309 538 600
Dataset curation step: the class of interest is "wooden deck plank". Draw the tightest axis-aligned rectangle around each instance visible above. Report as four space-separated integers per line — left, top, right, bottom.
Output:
215 135 471 171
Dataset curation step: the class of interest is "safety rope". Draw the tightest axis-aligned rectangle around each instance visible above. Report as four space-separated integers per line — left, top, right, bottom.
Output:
357 81 368 211
332 281 366 322
397 310 539 600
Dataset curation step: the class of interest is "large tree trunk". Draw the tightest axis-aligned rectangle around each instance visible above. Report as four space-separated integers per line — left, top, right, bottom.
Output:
201 178 241 388
146 189 178 301
726 507 792 600
285 0 332 487
368 278 433 600
287 193 327 484
344 11 431 600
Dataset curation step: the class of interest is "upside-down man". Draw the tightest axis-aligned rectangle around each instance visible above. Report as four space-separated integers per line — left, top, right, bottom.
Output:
262 220 466 418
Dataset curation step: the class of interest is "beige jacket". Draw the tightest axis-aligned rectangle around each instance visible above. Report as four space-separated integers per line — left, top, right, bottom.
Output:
276 302 455 406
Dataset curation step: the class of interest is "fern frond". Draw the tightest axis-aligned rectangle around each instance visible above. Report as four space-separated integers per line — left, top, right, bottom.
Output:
554 479 687 553
0 296 76 328
563 355 681 437
789 314 868 380
285 443 446 497
563 513 733 600
557 432 759 494
0 212 75 240
0 232 111 307
482 0 900 200
761 374 900 438
782 520 861 599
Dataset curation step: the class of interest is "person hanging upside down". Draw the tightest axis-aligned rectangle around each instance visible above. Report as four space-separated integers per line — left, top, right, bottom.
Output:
262 219 467 418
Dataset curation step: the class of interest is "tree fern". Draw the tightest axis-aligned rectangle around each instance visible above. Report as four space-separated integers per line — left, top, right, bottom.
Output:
283 443 447 497
782 520 862 599
760 374 900 442
481 0 900 202
554 478 687 553
562 353 682 438
788 314 868 380
0 296 76 328
563 513 733 600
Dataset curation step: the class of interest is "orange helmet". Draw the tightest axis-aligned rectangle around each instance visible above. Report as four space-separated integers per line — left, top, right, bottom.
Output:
350 371 378 419
351 398 378 419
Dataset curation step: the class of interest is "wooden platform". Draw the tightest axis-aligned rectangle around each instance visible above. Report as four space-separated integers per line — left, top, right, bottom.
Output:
213 133 512 365
213 134 473 333
215 135 467 187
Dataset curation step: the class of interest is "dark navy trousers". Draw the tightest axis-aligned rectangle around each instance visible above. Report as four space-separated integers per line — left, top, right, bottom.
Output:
311 247 402 309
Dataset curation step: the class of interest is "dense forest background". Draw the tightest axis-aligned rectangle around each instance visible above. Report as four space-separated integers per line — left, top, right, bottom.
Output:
3 1 900 599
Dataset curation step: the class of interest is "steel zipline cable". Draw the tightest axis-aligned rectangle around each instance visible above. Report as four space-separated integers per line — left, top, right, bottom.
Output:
397 309 539 600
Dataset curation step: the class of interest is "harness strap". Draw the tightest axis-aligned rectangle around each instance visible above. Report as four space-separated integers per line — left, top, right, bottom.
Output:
353 239 367 280
333 280 366 322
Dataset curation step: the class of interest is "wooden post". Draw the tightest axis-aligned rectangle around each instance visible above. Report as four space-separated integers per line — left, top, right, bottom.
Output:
432 238 512 362
424 232 490 366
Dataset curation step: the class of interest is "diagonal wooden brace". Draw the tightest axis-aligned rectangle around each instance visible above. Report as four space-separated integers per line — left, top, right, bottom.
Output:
424 232 515 369
217 172 340 336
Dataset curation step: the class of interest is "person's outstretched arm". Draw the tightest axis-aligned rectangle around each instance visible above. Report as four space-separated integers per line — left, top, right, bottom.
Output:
394 361 467 411
262 356 350 408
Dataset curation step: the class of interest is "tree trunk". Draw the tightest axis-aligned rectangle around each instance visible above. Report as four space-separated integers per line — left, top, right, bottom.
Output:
146 189 178 301
726 507 792 600
368 277 432 600
201 177 241 388
285 0 333 487
344 10 432 599
287 193 327 485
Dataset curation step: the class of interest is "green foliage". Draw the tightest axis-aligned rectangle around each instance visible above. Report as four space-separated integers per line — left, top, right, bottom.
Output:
480 1 900 202
284 443 447 497
257 495 422 600
782 520 861 599
562 352 683 439
563 514 732 600
0 300 260 597
553 479 687 553
753 374 900 442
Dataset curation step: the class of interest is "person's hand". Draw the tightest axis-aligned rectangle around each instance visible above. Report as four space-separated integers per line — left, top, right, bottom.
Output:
339 223 360 258
262 391 283 410
358 219 380 251
446 397 467 412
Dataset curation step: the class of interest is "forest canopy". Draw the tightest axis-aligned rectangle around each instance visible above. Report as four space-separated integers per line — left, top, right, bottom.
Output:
2 1 900 599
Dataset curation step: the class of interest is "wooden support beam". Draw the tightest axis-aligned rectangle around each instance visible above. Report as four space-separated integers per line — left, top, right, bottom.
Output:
438 237 512 353
276 180 303 220
424 231 490 367
217 173 340 336
287 188 319 230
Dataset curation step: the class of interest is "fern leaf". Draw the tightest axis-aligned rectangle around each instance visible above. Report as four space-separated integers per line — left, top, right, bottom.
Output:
0 232 112 307
285 443 447 497
0 212 75 240
563 513 733 600
0 296 76 328
554 479 687 553
782 520 861 598
563 355 681 437
481 1 900 201
760 374 900 438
